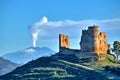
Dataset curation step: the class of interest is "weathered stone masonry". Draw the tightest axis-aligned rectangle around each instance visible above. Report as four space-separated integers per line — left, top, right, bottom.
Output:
59 34 70 51
59 25 110 54
80 25 110 54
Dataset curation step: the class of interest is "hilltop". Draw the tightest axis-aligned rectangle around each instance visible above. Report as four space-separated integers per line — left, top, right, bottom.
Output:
0 53 120 80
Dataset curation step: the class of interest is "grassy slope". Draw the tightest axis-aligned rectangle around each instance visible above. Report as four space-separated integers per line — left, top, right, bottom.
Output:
83 53 120 79
0 53 120 80
87 54 120 69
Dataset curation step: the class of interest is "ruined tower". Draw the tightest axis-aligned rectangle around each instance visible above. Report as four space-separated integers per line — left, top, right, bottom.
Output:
80 25 110 54
59 34 70 51
93 26 99 53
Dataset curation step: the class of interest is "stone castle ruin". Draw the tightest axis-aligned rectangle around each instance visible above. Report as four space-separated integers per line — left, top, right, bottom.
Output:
80 25 110 54
59 25 110 55
59 34 70 51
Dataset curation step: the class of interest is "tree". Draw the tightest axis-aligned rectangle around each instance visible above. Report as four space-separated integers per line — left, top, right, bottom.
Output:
112 41 120 59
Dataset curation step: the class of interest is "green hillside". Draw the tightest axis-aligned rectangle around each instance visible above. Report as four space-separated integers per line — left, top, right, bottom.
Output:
0 53 120 80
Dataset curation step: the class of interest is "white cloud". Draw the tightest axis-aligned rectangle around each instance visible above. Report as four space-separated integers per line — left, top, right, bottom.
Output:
29 17 120 50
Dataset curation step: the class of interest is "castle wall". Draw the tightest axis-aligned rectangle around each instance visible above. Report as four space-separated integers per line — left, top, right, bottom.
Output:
59 34 70 51
80 26 99 52
59 25 110 54
80 25 110 54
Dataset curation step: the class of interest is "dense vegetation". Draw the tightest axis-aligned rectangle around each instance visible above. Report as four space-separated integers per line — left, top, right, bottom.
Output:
112 41 120 59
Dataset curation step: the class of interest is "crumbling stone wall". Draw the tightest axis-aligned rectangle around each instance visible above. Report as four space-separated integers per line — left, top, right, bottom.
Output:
80 25 110 54
59 34 70 51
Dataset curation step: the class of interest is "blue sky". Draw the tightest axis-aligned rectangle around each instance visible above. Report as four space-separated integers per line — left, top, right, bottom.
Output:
0 0 120 56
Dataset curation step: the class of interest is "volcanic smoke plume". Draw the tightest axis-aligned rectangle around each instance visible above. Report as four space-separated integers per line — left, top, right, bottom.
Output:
29 16 120 48
29 16 48 47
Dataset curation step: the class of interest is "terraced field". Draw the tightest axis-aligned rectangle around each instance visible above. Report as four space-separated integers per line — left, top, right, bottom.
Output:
0 54 120 80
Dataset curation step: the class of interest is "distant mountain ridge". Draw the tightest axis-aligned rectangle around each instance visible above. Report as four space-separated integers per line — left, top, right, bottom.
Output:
0 57 18 75
2 47 55 64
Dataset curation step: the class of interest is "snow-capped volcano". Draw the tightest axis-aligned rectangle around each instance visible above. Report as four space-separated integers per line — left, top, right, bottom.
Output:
19 47 36 54
2 47 55 64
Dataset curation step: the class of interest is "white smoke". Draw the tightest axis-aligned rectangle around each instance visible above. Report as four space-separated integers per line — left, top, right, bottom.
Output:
32 32 38 47
30 16 48 47
42 16 48 23
29 17 120 49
